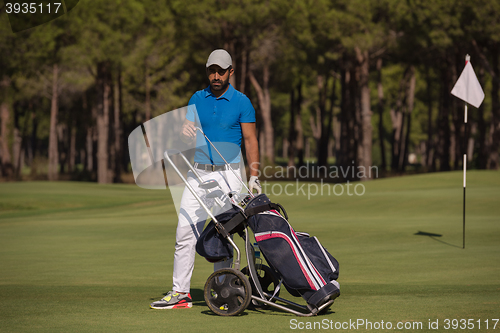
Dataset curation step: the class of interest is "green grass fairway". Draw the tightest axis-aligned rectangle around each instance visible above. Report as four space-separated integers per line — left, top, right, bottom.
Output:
1 171 499 332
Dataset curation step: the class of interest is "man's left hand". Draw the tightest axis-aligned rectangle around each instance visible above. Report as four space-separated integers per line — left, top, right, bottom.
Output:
248 176 262 194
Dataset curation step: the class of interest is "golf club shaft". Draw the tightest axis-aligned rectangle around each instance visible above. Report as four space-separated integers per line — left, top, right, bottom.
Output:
167 149 226 207
163 150 218 222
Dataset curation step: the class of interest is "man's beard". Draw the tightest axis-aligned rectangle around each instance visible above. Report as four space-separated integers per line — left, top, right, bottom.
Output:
210 78 229 92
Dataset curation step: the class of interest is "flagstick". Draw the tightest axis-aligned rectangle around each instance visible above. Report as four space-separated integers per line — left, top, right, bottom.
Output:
452 54 484 249
463 102 467 249
461 54 471 249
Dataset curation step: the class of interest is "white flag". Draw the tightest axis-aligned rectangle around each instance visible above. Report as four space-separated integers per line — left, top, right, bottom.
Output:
451 61 485 108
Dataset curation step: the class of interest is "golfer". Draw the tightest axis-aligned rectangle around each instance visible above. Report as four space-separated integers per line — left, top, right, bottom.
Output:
150 49 261 309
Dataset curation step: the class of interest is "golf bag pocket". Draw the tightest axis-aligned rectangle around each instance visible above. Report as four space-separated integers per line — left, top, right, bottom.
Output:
196 206 245 263
295 233 339 284
196 220 233 263
294 233 340 307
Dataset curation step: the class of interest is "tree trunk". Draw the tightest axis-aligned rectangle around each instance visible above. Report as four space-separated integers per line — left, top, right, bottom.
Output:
468 123 476 162
113 68 123 182
328 138 334 159
282 137 288 159
48 63 59 181
338 65 358 179
29 106 37 169
471 40 498 169
333 114 341 165
287 88 297 167
258 130 265 164
323 75 337 166
400 66 416 171
0 99 13 178
239 47 249 95
351 66 361 177
487 45 500 169
235 39 249 95
249 66 274 164
451 55 462 171
376 58 387 172
96 62 111 184
84 92 95 173
355 48 372 179
390 107 402 172
338 68 348 169
69 123 76 173
476 67 487 169
450 118 457 170
391 66 415 172
390 69 407 172
310 76 323 161
295 82 304 166
315 73 336 167
86 124 94 172
12 104 22 177
57 123 67 174
438 63 452 172
425 68 435 170
225 39 237 89
145 62 151 121
305 138 310 159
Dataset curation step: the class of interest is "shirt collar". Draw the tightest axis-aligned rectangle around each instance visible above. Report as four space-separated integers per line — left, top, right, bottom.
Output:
204 83 235 101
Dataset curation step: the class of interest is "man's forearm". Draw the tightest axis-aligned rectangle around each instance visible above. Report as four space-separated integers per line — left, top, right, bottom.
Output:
245 138 260 177
241 122 260 177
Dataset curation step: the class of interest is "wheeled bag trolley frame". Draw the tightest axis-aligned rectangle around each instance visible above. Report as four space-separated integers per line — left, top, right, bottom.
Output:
163 128 338 316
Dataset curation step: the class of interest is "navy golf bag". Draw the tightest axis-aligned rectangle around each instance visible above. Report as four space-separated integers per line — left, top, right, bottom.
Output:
244 194 340 309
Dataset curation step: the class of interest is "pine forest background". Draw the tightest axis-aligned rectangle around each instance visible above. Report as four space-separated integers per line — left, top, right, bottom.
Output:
1 0 499 183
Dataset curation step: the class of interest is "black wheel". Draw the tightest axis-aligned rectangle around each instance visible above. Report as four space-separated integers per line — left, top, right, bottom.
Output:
241 265 280 309
203 268 252 316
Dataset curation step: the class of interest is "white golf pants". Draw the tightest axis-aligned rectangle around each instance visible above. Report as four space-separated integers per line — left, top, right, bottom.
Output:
172 168 243 293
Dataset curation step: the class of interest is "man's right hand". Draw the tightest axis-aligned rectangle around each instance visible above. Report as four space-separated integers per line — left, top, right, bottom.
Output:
181 121 197 142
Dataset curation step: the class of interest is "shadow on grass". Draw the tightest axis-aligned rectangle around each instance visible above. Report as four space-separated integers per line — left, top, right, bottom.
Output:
414 231 462 248
201 309 249 317
150 289 338 316
201 305 336 317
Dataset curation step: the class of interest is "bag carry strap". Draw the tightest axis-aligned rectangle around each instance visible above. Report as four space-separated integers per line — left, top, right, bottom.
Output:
245 202 288 220
275 202 288 220
222 211 247 235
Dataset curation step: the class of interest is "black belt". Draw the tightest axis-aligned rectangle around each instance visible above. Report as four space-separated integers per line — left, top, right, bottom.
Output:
194 163 240 172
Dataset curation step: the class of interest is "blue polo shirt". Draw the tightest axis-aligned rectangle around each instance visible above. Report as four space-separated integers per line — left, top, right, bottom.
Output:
186 84 256 164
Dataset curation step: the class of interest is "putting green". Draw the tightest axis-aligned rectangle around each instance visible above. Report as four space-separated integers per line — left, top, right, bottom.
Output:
0 171 499 332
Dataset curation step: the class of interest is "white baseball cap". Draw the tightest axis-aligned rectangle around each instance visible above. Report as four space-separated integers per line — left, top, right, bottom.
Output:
206 49 232 69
